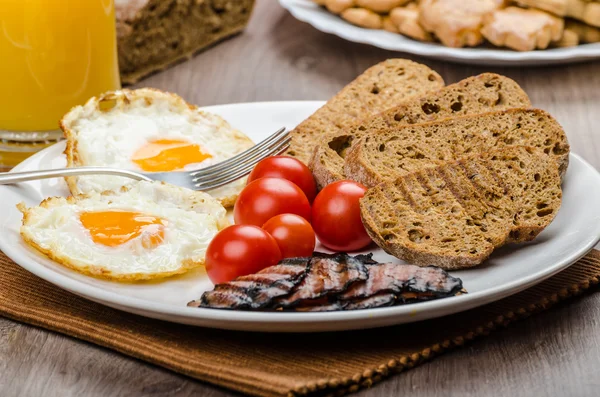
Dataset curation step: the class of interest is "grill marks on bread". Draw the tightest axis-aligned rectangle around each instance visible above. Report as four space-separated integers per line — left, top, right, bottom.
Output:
309 73 531 189
345 108 569 188
360 146 563 270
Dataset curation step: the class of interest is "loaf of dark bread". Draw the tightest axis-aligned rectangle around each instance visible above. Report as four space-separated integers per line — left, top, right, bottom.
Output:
345 108 570 187
116 0 255 84
309 73 531 189
360 146 563 270
286 59 444 164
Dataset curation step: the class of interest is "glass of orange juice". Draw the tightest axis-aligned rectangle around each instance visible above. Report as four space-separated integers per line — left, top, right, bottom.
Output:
0 0 121 170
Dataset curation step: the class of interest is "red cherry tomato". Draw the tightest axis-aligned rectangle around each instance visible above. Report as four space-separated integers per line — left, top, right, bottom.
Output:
248 156 317 202
262 214 316 258
234 177 311 226
311 180 372 251
205 225 282 284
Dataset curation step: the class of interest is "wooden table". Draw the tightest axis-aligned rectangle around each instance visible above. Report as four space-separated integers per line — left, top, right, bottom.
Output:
2 1 600 396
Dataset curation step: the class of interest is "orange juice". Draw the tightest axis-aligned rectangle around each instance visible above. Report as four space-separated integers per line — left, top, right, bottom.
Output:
0 0 120 166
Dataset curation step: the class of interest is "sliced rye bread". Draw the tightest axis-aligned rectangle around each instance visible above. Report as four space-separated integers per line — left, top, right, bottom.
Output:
359 146 562 270
309 73 532 189
345 108 570 188
285 59 444 165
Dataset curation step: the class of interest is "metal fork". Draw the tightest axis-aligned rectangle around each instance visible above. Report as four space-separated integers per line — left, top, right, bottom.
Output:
0 127 289 191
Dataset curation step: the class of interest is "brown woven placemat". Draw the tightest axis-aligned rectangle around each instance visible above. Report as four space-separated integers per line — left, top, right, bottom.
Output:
1 250 599 397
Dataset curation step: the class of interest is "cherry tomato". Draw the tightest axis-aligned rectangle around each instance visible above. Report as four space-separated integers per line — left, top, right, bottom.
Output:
262 214 316 258
248 156 317 202
205 225 282 284
234 177 311 226
311 180 372 251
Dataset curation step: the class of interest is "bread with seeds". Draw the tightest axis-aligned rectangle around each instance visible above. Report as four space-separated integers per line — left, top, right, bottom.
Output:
359 146 562 269
285 59 444 164
310 73 531 189
344 108 569 188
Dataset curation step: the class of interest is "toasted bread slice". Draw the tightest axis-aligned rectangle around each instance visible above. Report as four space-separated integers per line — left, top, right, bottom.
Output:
310 73 531 189
360 146 562 270
345 108 569 188
285 59 444 164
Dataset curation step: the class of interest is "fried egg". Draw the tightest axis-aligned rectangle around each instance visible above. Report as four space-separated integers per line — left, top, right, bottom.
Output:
61 88 255 207
18 181 228 281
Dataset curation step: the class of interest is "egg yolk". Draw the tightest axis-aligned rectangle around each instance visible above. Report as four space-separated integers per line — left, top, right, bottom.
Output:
131 139 212 172
80 210 165 248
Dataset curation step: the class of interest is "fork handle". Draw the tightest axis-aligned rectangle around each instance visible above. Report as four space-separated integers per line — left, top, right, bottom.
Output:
0 167 152 185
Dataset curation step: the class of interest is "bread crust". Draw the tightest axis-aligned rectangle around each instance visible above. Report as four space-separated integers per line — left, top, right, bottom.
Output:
287 59 444 165
310 73 532 190
359 146 562 270
344 108 569 188
116 0 256 84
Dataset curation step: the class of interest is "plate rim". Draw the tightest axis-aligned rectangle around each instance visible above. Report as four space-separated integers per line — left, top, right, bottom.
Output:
1 100 600 332
279 0 600 65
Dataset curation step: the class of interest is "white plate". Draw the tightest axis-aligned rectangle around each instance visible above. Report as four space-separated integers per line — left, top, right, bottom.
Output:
1 101 600 333
279 0 600 66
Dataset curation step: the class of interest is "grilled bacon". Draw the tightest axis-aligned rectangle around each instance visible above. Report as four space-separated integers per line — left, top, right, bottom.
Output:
190 252 464 312
189 257 308 310
340 262 463 303
276 253 369 308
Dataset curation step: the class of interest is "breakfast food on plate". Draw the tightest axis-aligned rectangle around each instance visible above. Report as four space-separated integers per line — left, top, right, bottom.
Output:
325 0 412 15
190 252 464 311
18 181 228 281
247 155 318 202
383 15 400 32
61 88 254 208
553 28 580 46
310 73 532 189
360 146 562 269
515 0 600 27
116 0 255 84
341 7 384 28
344 108 570 188
13 58 570 313
389 3 434 41
356 0 413 13
481 7 564 51
312 0 594 50
418 0 504 48
285 59 444 164
566 19 600 43
311 180 372 251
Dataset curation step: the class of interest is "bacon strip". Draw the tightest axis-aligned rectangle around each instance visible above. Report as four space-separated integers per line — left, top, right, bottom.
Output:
191 253 464 312
341 263 463 301
275 253 369 308
189 257 309 310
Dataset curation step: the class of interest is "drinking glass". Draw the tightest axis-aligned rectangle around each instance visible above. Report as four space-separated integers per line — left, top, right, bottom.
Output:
0 0 121 170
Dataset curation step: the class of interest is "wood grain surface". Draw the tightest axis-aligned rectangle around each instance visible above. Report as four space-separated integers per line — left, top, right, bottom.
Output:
2 1 600 396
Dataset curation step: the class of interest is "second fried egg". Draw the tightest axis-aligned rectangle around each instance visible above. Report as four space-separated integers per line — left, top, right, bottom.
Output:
61 88 255 207
18 181 228 281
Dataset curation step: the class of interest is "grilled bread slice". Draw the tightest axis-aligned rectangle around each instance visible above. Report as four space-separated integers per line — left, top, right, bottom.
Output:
360 146 562 270
286 59 444 164
310 73 531 189
345 108 569 188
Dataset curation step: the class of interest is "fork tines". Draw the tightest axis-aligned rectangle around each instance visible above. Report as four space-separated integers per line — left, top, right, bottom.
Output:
193 127 290 191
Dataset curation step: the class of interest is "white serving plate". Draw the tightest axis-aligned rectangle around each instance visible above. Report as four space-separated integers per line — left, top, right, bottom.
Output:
279 0 600 66
1 101 600 333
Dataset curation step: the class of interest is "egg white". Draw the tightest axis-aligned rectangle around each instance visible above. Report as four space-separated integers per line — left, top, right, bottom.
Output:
18 181 229 281
61 88 255 207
